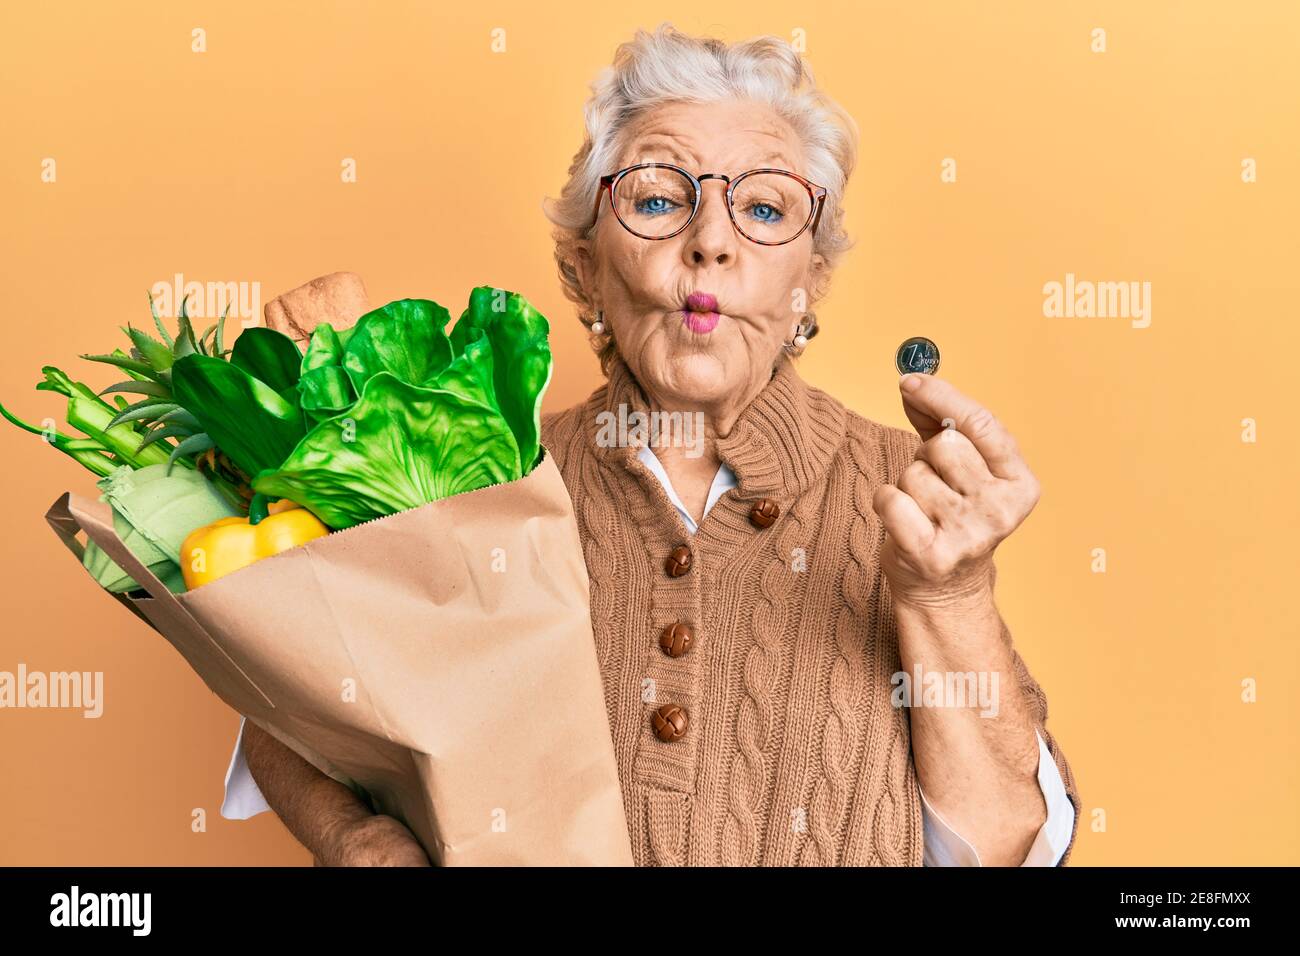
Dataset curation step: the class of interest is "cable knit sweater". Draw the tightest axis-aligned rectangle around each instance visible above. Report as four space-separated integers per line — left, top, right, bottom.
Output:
540 350 1081 867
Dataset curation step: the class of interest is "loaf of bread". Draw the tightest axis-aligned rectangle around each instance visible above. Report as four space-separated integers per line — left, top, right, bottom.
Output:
263 272 369 342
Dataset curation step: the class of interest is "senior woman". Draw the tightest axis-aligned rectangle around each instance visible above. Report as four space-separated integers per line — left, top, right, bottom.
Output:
226 24 1080 867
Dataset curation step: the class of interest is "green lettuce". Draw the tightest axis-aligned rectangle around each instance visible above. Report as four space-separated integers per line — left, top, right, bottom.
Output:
251 287 552 529
342 298 454 395
251 372 520 529
450 287 553 473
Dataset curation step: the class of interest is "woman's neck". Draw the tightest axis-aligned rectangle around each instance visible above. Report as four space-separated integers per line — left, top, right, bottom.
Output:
639 360 778 525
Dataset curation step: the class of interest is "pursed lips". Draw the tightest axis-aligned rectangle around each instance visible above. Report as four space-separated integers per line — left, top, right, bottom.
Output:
682 291 721 334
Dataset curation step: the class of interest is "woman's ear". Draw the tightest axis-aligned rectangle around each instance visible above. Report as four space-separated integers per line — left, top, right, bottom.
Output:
807 251 831 305
572 240 601 312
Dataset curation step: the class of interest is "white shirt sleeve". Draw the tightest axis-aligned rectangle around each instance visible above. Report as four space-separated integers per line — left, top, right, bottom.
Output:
220 715 272 820
919 729 1075 866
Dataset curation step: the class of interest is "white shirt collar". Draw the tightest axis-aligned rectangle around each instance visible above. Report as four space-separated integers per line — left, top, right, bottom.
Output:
636 445 737 534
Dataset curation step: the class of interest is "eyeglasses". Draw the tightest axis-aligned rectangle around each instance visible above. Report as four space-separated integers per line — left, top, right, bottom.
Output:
594 163 828 246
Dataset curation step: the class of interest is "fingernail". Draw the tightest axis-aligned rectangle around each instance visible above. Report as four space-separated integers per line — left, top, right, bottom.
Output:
900 373 923 392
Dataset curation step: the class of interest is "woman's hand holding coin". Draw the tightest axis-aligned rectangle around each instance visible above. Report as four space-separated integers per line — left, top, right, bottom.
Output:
874 342 1041 613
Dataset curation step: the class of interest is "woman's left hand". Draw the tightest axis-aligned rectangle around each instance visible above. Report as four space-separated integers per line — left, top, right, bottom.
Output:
872 373 1041 612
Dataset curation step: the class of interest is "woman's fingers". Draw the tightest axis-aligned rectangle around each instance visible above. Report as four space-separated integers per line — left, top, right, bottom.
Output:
899 374 1026 480
896 458 964 525
914 426 993 497
872 482 937 555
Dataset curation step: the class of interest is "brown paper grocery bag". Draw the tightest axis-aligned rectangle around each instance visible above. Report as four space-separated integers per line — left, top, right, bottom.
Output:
46 448 634 866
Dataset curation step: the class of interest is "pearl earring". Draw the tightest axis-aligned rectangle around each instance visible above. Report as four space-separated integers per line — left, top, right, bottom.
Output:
590 310 605 335
786 317 811 351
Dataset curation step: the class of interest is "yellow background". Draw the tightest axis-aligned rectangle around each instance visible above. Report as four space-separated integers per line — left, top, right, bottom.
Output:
1 1 1296 865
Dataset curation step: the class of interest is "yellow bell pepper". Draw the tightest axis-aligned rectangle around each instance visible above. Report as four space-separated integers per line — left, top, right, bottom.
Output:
181 495 330 589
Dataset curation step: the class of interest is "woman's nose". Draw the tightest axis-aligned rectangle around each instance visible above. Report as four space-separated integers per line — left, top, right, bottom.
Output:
683 181 738 265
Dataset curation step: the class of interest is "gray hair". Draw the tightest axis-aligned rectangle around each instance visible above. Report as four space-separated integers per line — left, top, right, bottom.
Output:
541 22 859 374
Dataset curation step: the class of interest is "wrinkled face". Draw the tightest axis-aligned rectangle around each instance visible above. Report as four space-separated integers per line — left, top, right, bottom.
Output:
575 99 826 414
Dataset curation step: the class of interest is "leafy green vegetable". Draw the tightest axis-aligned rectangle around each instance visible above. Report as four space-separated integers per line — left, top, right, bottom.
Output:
171 354 307 478
298 366 355 427
302 324 350 373
3 283 554 550
341 298 454 396
450 287 552 472
253 372 520 529
231 328 303 394
250 286 552 529
428 329 499 413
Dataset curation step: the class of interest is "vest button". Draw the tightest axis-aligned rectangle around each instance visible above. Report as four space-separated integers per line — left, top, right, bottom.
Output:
659 622 694 658
664 545 692 577
749 498 780 528
652 703 689 742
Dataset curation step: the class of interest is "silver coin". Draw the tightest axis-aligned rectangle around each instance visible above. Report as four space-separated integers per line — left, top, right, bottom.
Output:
895 337 940 375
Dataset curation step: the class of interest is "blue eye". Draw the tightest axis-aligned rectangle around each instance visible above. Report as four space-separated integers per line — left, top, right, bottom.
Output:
636 195 679 216
747 202 783 223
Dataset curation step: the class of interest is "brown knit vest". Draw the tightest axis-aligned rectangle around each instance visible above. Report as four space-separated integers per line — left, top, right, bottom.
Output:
541 350 1079 866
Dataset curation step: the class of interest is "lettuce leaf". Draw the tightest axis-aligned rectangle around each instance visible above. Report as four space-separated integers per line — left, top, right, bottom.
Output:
254 286 551 529
342 299 454 396
298 365 355 428
301 323 351 373
252 371 521 529
450 287 552 472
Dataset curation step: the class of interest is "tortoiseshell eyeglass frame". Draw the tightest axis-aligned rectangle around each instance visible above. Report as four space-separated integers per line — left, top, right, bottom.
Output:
593 162 829 246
